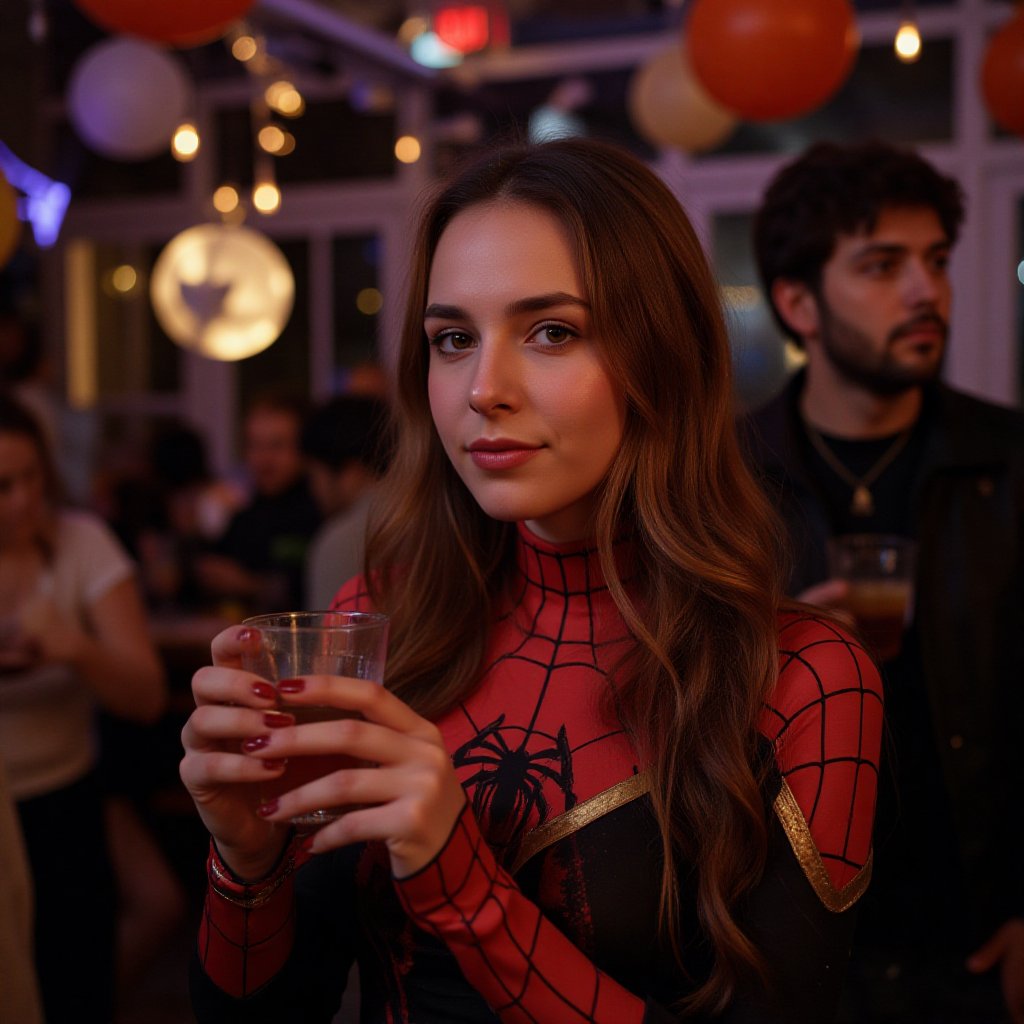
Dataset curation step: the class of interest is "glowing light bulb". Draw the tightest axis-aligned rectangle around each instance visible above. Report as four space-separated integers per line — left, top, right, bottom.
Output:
253 181 281 214
894 21 922 63
213 185 240 214
232 35 258 62
394 135 421 164
172 122 200 161
265 81 305 117
258 125 287 153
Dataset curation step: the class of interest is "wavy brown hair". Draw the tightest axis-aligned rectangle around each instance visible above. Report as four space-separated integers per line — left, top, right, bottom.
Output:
365 138 787 1014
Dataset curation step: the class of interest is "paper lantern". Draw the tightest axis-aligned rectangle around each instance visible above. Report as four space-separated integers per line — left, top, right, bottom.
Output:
150 223 295 361
68 38 192 161
981 9 1024 138
72 0 255 47
627 46 738 153
687 0 859 122
0 169 21 269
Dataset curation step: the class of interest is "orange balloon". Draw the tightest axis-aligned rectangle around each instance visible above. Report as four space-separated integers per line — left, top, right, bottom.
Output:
0 169 21 269
981 9 1024 138
687 0 859 122
72 0 255 47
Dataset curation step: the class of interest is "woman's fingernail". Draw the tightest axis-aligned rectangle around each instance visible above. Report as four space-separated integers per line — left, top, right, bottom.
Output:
256 799 279 817
242 735 270 752
238 628 253 642
261 758 288 771
252 681 277 701
263 711 293 729
278 678 305 694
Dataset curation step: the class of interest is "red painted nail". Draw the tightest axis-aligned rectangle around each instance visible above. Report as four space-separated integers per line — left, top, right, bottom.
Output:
278 678 305 694
263 711 293 729
242 735 270 752
256 798 279 817
251 681 277 701
238 628 253 642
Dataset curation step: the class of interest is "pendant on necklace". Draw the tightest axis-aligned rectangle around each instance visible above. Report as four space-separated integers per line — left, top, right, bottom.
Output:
851 485 874 517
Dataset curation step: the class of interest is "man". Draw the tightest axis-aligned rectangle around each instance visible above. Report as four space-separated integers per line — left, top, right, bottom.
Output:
197 394 320 613
744 140 1024 1023
301 393 391 608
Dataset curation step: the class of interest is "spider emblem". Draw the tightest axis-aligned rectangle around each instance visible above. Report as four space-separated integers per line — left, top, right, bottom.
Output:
453 714 576 862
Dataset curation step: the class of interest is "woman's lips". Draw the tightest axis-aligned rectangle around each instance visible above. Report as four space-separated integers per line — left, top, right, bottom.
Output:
467 442 543 469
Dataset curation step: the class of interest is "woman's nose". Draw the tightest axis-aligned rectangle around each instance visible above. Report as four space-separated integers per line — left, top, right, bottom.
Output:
468 343 520 414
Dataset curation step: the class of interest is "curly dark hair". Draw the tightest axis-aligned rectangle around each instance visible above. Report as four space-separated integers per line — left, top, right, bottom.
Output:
753 140 965 345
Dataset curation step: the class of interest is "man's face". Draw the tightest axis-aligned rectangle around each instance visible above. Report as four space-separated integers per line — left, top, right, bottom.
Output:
243 408 304 497
812 206 952 395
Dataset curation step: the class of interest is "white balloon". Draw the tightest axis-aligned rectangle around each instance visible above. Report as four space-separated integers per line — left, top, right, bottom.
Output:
628 45 738 153
68 37 192 161
150 224 295 361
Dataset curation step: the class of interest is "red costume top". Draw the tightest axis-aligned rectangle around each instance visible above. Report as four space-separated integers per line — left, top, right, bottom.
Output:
192 524 882 1022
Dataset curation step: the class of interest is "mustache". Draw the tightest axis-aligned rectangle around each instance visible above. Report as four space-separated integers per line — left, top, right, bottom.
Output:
888 312 947 343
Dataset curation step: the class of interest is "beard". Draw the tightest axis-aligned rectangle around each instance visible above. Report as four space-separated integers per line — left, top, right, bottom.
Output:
817 300 947 397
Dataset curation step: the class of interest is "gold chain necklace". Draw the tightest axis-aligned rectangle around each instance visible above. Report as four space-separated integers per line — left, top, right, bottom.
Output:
803 421 912 517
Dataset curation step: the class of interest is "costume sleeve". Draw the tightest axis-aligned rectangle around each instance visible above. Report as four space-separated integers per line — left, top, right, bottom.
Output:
397 803 649 1024
189 839 359 1023
397 613 882 1024
722 613 884 1023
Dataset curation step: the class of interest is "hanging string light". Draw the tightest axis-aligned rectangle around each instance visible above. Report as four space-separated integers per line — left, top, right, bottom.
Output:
894 0 922 63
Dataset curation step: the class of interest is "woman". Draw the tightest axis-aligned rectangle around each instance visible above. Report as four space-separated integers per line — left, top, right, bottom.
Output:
182 138 883 1022
0 392 166 1023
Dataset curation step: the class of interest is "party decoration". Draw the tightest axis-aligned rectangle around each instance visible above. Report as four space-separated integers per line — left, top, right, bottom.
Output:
981 8 1024 138
68 38 192 161
627 46 738 153
687 0 859 122
150 223 295 361
0 168 21 268
72 0 255 48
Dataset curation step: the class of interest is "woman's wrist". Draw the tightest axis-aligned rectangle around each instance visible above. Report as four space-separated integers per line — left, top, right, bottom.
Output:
212 831 295 886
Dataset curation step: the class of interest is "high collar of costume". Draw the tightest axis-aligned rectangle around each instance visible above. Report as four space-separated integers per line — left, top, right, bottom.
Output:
512 521 634 618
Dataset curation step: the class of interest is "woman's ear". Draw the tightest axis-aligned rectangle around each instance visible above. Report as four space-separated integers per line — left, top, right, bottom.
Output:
770 279 820 343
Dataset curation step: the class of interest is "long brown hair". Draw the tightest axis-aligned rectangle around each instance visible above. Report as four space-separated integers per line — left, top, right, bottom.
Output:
366 138 787 1013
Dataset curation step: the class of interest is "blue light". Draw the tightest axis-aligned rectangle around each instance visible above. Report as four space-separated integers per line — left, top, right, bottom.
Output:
409 31 463 69
0 141 71 248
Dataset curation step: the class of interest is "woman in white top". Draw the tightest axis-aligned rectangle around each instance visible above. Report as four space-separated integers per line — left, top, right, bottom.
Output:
0 390 165 1023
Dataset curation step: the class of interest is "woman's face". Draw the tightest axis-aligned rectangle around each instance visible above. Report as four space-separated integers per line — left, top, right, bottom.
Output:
0 432 48 546
426 201 626 544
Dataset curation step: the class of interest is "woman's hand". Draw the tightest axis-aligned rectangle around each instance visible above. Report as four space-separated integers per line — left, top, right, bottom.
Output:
241 675 467 880
179 626 294 880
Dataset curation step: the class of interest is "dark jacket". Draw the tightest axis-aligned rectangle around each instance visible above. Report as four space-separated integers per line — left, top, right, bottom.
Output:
743 371 1024 944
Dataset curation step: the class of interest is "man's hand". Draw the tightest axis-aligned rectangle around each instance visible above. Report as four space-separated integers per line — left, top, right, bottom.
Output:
967 918 1024 1023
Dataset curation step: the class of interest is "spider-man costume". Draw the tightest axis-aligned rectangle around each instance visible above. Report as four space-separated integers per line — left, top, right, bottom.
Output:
191 524 882 1023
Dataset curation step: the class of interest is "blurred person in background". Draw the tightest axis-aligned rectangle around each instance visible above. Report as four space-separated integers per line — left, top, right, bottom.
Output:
0 757 43 1024
302 393 392 609
196 393 320 614
744 140 1024 1024
0 390 166 1023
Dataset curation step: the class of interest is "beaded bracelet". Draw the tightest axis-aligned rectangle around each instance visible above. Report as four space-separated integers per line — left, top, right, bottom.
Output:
207 836 299 910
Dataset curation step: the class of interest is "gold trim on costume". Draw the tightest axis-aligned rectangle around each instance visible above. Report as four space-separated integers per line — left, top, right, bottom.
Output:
773 779 872 913
510 771 651 876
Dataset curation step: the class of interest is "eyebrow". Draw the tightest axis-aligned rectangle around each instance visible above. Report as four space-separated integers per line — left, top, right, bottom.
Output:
849 239 951 260
424 291 590 320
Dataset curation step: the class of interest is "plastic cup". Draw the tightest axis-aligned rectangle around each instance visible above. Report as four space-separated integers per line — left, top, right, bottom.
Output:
827 534 916 662
241 610 389 828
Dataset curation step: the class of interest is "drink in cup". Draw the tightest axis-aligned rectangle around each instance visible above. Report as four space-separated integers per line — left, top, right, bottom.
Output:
241 610 389 827
827 535 916 662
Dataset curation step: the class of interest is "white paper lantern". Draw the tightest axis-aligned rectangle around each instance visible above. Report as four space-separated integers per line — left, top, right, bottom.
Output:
150 224 295 361
68 37 192 161
628 45 738 153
